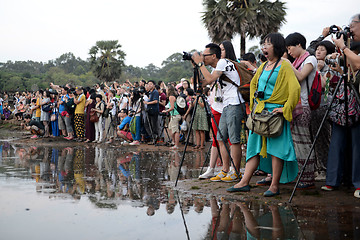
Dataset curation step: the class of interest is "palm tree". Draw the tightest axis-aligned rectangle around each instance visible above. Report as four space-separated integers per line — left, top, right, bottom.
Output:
202 0 286 56
89 40 126 82
202 0 236 43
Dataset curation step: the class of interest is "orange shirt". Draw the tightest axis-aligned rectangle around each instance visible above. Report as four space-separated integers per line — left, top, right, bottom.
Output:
35 98 41 118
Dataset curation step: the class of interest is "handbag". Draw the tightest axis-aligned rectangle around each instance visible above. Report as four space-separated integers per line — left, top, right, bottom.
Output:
89 110 99 123
50 114 57 122
180 120 188 131
42 103 52 112
329 80 360 126
246 107 284 138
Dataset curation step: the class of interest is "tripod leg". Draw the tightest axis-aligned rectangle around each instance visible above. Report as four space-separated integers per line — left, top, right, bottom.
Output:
175 95 200 186
289 76 344 203
145 111 156 143
208 102 241 179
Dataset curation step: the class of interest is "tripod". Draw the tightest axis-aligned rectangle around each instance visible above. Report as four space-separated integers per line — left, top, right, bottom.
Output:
175 64 241 186
156 113 172 146
289 47 360 203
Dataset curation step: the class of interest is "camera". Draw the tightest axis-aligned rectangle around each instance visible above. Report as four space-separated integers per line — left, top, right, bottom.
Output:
159 112 169 117
329 25 351 41
325 56 344 68
182 51 193 61
325 58 337 67
182 51 201 61
214 96 223 103
254 91 265 99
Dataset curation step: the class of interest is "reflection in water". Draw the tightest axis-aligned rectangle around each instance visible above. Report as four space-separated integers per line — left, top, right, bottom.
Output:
1 141 360 239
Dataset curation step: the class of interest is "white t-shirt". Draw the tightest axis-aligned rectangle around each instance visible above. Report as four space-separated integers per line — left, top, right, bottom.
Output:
214 59 244 106
109 98 116 116
299 56 317 106
209 82 224 113
119 95 129 110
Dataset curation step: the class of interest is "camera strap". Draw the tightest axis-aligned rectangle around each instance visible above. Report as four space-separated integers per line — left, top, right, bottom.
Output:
256 58 281 93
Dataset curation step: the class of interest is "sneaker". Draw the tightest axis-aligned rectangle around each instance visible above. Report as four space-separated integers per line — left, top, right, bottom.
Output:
354 188 360 198
221 170 241 183
31 135 38 139
256 177 272 186
129 141 140 146
199 167 215 179
210 170 227 182
296 182 315 190
321 185 334 191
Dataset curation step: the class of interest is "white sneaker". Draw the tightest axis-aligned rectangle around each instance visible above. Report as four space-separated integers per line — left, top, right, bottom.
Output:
199 167 215 179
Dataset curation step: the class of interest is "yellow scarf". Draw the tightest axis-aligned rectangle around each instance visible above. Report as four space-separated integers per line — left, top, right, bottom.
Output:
249 60 300 158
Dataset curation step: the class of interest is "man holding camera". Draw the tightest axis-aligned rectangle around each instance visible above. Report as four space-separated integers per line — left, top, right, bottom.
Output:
144 80 159 144
192 43 246 182
323 14 360 199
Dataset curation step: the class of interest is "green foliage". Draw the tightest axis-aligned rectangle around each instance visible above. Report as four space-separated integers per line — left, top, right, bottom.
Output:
202 0 286 55
89 40 126 82
0 48 195 91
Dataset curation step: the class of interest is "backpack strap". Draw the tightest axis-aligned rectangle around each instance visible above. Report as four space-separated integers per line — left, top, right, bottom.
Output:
296 55 311 96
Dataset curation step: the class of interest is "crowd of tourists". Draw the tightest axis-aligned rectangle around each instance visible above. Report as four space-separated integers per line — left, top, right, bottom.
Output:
1 14 360 200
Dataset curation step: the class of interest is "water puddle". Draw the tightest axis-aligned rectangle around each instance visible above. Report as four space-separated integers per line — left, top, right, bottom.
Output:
0 140 359 239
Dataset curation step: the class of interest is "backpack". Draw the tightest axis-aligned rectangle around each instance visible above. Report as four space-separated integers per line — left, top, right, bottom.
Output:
306 71 322 110
219 59 254 102
41 103 52 112
296 56 322 110
65 98 76 115
175 95 188 116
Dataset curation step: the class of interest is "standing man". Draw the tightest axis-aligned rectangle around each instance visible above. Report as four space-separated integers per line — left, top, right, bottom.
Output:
144 80 159 144
192 43 246 182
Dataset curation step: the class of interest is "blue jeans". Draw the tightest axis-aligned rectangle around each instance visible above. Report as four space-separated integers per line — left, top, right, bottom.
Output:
326 122 360 188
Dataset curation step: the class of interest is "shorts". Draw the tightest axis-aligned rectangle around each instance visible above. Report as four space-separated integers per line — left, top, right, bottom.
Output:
217 104 245 144
119 130 133 141
58 113 66 130
169 114 181 133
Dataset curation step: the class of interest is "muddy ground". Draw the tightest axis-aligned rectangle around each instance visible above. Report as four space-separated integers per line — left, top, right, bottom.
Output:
1 119 359 209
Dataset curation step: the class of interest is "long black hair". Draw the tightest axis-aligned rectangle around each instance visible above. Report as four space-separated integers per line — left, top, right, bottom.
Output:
221 40 237 61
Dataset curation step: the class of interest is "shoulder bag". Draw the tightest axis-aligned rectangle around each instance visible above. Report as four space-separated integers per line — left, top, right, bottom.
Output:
89 110 99 123
246 59 284 138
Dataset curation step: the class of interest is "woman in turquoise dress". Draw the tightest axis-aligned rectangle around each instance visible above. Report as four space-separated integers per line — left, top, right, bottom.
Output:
227 33 300 196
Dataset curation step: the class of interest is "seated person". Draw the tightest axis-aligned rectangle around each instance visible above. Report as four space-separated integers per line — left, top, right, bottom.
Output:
22 114 45 139
117 109 133 143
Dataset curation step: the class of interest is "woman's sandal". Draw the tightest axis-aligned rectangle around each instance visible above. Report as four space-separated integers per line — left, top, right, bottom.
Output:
253 170 267 176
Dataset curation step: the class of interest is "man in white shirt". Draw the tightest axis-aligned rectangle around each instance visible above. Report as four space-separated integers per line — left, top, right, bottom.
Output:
192 43 246 182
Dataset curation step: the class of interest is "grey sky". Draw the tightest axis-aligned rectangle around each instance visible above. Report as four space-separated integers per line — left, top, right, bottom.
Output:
0 0 357 68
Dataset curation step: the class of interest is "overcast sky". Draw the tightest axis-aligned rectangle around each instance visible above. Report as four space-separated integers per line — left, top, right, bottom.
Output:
0 0 357 68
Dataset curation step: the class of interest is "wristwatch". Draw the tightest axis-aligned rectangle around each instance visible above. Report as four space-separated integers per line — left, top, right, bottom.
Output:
197 62 204 67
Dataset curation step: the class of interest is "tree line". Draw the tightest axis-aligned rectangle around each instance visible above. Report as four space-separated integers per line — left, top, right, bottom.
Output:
0 51 194 92
1 0 285 92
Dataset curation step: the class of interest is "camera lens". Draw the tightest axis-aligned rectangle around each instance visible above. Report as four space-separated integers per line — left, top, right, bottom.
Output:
182 51 192 61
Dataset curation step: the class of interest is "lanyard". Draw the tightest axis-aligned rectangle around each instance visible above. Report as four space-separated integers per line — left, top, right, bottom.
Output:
256 58 281 93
